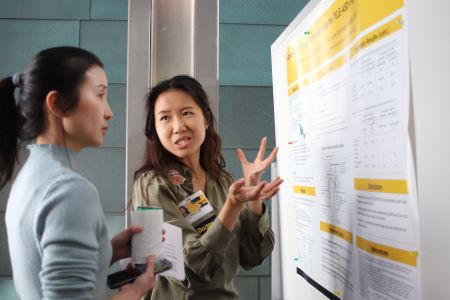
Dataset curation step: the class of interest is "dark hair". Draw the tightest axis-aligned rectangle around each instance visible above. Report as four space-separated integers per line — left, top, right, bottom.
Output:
135 75 226 182
0 46 103 188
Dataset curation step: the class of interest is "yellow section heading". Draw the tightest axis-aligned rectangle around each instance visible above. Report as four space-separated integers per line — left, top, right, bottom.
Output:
293 185 316 196
320 221 353 244
356 236 418 267
350 15 403 59
354 178 408 194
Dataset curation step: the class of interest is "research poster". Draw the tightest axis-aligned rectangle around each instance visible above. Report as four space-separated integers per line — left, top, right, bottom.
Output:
271 0 421 299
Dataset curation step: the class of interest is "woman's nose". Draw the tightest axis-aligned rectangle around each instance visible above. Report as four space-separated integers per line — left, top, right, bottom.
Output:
105 101 113 120
173 116 186 133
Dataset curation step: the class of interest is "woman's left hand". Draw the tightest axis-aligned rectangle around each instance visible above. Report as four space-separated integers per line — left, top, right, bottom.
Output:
236 137 278 186
110 225 143 265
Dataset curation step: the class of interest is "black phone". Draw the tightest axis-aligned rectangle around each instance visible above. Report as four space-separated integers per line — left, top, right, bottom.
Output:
107 267 141 289
107 258 173 289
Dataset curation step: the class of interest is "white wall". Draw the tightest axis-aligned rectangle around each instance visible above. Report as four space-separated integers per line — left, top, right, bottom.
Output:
408 1 450 299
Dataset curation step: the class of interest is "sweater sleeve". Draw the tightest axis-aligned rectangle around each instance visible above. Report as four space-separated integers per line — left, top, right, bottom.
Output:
132 173 235 283
239 203 275 270
36 176 102 300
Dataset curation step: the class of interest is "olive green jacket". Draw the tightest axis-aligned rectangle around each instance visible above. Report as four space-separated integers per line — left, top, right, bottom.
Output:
131 165 274 300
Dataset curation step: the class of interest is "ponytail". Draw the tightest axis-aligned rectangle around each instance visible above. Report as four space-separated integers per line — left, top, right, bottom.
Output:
0 76 20 188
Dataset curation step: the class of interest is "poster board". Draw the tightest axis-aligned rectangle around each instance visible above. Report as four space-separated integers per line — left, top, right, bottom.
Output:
271 0 421 299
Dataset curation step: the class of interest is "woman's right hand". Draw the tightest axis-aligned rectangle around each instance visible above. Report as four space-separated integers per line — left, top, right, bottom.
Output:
110 256 155 300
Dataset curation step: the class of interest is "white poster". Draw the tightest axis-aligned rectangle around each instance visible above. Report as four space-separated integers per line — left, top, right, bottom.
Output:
271 0 421 299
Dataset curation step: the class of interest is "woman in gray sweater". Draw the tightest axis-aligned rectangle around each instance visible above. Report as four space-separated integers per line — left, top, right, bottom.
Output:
0 46 155 300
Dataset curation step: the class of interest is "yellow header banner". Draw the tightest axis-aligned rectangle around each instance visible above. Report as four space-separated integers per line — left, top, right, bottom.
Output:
293 185 316 196
350 15 403 59
354 178 408 194
357 236 418 267
320 221 353 244
286 0 404 83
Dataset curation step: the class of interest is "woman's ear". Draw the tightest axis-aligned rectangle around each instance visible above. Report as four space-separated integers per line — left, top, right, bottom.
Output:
44 90 64 118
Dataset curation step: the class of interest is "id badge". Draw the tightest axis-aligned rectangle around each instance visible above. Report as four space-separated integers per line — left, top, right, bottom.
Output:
178 191 214 224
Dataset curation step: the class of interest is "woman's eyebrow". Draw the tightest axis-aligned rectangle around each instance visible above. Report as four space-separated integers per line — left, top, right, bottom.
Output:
157 107 194 115
157 110 170 115
94 84 108 90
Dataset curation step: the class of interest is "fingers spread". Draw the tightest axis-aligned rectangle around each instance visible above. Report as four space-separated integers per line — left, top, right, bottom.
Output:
264 147 279 165
256 137 267 160
235 148 248 164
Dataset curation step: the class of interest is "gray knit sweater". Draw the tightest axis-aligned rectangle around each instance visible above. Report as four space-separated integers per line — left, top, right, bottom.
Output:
5 144 112 300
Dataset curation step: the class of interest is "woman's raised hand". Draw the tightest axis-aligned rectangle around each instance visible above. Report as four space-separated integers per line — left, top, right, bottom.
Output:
236 137 278 186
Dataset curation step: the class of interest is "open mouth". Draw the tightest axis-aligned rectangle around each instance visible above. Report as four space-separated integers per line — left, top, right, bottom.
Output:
175 137 191 148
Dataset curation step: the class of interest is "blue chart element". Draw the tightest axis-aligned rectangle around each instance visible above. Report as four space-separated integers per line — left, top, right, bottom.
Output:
299 123 306 139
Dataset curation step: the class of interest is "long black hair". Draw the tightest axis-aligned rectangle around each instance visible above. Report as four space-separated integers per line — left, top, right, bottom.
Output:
135 75 226 182
0 46 103 188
